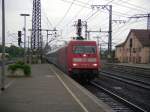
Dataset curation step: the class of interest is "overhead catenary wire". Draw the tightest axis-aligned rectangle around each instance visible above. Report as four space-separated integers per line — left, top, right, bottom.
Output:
83 0 116 21
47 0 147 31
6 0 150 47
60 0 90 9
55 0 77 28
113 19 145 38
111 22 145 46
102 18 145 40
64 0 91 27
59 0 140 32
88 18 145 47
59 0 145 44
110 1 147 13
120 0 149 12
41 8 54 28
81 0 135 31
74 0 148 22
57 0 92 34
83 0 148 36
74 0 90 6
59 0 115 24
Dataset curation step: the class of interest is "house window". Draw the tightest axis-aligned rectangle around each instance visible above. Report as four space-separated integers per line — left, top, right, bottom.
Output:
133 48 136 53
129 38 133 48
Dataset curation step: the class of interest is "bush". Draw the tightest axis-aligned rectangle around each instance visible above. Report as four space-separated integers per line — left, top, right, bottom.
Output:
8 61 31 77
23 64 31 76
16 60 25 65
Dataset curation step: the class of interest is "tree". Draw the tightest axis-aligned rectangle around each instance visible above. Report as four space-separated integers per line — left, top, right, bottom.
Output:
0 45 24 59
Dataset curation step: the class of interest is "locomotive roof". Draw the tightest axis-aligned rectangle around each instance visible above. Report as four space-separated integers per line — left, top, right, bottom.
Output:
46 40 97 55
69 40 96 44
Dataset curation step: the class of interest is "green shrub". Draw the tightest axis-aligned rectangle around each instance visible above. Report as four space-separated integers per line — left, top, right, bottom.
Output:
23 64 31 76
16 61 25 65
8 61 31 77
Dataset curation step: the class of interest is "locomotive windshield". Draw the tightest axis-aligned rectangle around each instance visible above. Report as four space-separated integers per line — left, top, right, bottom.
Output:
73 45 96 54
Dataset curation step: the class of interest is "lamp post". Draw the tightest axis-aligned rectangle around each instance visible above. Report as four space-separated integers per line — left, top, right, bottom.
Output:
1 0 5 91
20 14 30 63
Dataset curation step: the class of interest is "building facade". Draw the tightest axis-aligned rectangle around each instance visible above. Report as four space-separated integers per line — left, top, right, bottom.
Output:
115 29 150 64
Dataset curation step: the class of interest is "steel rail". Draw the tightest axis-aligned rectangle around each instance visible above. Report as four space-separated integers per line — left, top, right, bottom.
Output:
91 81 147 112
100 71 150 90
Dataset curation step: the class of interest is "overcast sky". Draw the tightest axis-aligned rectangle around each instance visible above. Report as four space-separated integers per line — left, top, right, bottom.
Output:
0 0 150 48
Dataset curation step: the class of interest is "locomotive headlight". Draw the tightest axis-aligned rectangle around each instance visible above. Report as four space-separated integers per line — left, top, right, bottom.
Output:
73 63 78 66
83 54 86 57
93 63 97 66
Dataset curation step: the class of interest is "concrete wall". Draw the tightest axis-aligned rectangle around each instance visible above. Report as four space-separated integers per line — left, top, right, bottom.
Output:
115 46 124 62
141 47 150 63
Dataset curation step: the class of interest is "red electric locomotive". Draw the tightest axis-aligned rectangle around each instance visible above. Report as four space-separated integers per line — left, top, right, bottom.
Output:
47 40 101 81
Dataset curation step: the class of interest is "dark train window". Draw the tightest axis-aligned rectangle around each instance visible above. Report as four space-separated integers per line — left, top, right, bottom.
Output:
73 45 96 54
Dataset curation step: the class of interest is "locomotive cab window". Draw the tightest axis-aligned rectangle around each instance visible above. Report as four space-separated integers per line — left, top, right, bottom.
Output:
73 45 96 54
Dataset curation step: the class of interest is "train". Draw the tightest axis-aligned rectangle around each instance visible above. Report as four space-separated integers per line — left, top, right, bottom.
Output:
46 40 101 81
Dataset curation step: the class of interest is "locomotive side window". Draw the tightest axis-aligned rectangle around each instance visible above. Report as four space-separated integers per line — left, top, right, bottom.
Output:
73 45 96 54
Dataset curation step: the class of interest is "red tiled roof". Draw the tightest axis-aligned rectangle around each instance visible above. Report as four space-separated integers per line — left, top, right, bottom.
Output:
115 42 125 47
116 29 150 47
131 29 150 47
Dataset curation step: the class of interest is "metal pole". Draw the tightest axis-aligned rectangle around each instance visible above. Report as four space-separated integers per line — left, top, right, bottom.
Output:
87 32 90 40
147 13 150 29
1 0 5 91
108 5 112 59
85 22 88 40
20 14 30 63
97 36 100 47
100 44 101 57
28 36 30 51
91 5 112 60
27 36 30 63
30 32 32 64
24 16 26 62
46 30 48 43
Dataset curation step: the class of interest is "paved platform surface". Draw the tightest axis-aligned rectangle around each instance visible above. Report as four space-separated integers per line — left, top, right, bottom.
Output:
0 64 113 112
0 66 13 90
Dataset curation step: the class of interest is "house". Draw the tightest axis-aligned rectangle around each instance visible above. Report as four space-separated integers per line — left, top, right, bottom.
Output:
115 29 150 64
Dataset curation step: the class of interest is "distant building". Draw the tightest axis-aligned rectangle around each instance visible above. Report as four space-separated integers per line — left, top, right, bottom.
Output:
115 29 150 64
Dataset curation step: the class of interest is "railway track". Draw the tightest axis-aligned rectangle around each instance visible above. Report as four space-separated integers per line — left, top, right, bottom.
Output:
106 69 150 79
90 81 147 112
100 71 150 90
102 63 150 78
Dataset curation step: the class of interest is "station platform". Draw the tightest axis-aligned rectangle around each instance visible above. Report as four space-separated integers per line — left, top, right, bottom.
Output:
0 64 113 112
